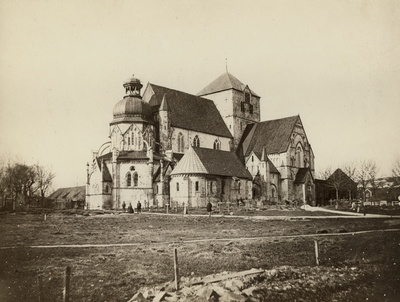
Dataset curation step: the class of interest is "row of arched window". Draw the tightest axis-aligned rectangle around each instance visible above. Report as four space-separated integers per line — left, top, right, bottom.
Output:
177 133 221 151
126 172 138 187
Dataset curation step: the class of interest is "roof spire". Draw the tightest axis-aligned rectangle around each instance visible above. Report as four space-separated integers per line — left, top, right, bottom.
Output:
225 58 228 72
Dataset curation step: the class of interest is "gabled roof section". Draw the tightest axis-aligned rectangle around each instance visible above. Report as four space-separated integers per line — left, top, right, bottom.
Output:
49 186 86 201
171 147 252 179
240 115 299 158
294 168 314 184
143 83 232 138
197 72 259 97
266 157 280 174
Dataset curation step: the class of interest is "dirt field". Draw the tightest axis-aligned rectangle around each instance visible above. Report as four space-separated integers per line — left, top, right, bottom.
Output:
0 210 399 302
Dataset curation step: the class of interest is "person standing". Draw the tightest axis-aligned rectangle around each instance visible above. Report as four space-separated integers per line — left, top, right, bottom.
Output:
137 200 142 214
127 203 134 214
207 201 212 217
122 201 126 213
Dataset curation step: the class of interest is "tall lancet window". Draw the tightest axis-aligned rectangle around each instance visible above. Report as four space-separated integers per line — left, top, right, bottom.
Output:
177 133 184 152
193 135 200 147
126 173 132 187
133 172 138 187
296 144 304 168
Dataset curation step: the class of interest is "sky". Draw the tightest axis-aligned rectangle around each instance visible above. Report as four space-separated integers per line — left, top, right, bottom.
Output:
0 0 399 191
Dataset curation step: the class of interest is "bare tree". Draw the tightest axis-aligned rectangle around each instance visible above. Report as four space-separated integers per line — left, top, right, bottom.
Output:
392 159 400 181
0 161 7 208
356 160 378 203
316 167 332 181
34 164 56 205
326 168 348 200
5 163 36 205
342 162 357 200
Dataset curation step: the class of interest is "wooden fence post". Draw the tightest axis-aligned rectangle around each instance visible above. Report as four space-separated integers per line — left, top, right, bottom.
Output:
37 275 43 302
314 240 319 266
173 248 179 291
63 266 71 302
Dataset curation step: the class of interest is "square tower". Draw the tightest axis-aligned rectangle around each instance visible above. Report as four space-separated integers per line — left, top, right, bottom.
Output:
197 72 260 150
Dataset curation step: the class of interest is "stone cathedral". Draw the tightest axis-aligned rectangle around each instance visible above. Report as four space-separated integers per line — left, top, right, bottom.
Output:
85 72 315 210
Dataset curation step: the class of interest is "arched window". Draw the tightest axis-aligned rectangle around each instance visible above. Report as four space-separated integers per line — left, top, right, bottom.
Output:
238 182 241 194
195 181 199 191
271 186 276 198
177 133 184 153
126 173 132 187
193 135 200 147
213 139 220 150
296 144 304 168
133 172 138 187
176 182 179 192
138 135 142 149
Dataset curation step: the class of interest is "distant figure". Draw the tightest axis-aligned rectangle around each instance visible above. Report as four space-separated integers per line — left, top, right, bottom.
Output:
207 201 212 217
122 201 126 212
127 203 134 214
137 201 142 214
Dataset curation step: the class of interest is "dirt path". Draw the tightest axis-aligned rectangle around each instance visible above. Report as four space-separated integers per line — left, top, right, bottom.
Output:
1 228 399 250
140 211 400 219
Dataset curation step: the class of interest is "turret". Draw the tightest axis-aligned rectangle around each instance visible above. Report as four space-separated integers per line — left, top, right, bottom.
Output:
159 94 171 151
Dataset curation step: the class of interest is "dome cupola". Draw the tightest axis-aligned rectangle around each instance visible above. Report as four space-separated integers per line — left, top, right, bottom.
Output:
123 74 143 96
111 75 153 125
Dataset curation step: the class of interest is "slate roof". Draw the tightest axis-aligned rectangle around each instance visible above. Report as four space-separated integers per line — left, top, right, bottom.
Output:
144 84 232 138
267 157 280 174
197 72 260 97
239 115 300 158
171 147 252 179
49 186 86 201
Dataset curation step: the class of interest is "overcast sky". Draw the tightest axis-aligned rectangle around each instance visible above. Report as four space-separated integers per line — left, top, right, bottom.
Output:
1 0 399 190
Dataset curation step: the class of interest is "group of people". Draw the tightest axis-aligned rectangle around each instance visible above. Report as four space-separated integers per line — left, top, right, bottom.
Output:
121 200 214 217
121 201 141 214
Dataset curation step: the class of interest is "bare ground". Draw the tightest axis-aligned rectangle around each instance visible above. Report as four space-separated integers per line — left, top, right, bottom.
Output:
0 211 399 302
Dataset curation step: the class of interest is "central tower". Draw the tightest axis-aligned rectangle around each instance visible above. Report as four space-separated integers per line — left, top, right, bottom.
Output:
197 72 260 150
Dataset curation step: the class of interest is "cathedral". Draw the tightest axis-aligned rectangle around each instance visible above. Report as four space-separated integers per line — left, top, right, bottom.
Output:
85 72 315 210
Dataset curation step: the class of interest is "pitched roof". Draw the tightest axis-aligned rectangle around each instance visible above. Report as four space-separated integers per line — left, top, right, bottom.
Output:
49 186 86 201
144 84 232 138
239 115 299 158
102 163 112 182
197 72 259 97
267 157 280 174
294 168 313 184
171 147 252 179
